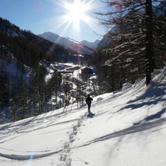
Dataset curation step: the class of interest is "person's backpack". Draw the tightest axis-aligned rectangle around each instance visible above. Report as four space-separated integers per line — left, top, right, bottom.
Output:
86 97 92 105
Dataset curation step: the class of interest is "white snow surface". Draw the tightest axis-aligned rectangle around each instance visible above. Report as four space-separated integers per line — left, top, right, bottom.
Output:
0 68 166 166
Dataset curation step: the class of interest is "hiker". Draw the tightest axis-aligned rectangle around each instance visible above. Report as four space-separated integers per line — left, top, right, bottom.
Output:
85 94 93 115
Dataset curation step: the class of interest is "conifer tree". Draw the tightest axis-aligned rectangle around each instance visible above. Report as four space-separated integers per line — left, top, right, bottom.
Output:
98 0 166 86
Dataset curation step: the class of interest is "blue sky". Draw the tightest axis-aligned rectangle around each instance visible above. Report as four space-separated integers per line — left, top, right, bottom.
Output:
0 0 108 42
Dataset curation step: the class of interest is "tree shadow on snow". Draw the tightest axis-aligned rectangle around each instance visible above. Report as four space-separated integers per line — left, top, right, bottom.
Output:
119 82 166 111
0 148 62 161
0 109 80 143
79 117 166 148
145 108 166 121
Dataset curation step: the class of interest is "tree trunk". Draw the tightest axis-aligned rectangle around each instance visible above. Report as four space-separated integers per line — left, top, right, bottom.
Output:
145 0 155 85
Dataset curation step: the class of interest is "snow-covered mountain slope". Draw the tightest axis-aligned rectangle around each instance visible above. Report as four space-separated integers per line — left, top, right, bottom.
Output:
81 40 100 49
39 32 71 49
39 32 95 55
0 68 166 166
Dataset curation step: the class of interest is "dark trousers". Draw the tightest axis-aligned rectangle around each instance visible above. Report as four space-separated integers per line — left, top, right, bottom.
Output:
88 104 91 113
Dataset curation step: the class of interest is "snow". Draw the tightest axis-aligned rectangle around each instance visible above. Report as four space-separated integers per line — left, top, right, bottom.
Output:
45 69 54 83
0 68 166 166
39 32 94 55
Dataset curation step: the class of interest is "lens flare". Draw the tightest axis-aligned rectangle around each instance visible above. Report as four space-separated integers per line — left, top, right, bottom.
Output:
64 0 91 30
48 0 100 41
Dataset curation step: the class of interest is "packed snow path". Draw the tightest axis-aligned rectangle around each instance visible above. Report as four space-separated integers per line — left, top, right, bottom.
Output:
0 68 166 166
58 113 86 166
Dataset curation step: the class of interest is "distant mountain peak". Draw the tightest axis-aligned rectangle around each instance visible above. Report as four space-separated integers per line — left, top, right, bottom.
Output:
39 32 100 55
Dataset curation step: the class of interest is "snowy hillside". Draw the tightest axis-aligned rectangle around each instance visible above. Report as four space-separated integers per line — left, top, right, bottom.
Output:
39 32 95 55
0 68 166 166
81 40 100 49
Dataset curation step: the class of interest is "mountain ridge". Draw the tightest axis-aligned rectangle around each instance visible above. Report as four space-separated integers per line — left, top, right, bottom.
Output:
39 32 99 55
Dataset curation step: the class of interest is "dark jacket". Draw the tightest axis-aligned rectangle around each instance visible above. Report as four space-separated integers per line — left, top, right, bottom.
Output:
86 96 93 105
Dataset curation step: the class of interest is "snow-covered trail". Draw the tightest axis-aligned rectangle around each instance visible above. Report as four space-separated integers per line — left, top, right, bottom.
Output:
70 70 166 166
0 69 165 166
0 104 89 165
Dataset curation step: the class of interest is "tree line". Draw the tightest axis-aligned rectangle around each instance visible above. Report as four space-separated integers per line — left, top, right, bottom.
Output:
0 27 93 123
92 0 166 93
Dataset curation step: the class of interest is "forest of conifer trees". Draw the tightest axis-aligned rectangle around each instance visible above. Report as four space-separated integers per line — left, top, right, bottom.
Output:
92 0 166 92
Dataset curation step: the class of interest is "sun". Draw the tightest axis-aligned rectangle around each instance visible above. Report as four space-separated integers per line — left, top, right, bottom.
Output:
64 0 91 30
52 0 98 40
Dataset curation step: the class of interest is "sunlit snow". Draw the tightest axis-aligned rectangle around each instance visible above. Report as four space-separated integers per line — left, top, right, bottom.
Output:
0 68 166 166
